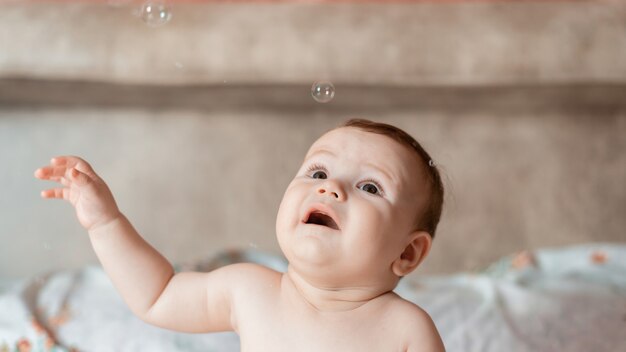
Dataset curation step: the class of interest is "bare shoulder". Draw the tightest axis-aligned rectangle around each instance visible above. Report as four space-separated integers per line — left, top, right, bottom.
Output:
212 263 282 330
213 262 281 280
213 262 282 293
383 294 446 352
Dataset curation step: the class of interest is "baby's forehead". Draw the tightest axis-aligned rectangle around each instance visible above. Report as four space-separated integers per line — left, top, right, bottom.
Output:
309 127 393 152
309 127 408 156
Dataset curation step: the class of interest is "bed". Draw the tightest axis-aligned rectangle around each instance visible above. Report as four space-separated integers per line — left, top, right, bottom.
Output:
1 243 624 352
2 2 625 351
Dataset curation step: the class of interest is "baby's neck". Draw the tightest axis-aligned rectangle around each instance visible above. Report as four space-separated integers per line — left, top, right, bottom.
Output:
283 266 395 313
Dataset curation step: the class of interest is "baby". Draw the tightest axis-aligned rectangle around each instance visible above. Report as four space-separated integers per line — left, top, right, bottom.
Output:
35 119 446 352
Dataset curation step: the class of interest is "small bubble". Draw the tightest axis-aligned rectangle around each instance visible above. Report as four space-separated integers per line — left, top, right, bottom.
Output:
174 61 183 69
140 1 172 27
43 242 51 251
248 242 258 248
428 160 436 167
311 81 335 103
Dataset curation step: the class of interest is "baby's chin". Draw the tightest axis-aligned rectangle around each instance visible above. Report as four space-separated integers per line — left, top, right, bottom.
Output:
290 236 334 265
278 233 341 274
276 222 344 272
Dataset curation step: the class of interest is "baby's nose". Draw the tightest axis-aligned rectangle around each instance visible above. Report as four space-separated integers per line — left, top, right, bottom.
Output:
317 183 345 201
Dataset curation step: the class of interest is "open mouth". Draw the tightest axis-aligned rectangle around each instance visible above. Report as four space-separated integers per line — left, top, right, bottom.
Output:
304 210 340 230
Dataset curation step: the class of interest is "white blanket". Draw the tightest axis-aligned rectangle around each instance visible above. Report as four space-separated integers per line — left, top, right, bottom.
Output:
1 244 624 352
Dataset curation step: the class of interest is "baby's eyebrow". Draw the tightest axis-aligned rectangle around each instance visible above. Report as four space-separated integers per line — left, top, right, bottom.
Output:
363 161 397 185
306 148 397 185
305 148 335 160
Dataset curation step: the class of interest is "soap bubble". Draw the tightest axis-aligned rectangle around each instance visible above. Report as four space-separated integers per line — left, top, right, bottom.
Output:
311 81 335 103
140 1 172 27
428 160 436 167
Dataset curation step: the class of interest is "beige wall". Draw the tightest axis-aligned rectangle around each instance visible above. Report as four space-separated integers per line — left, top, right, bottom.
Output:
1 85 624 279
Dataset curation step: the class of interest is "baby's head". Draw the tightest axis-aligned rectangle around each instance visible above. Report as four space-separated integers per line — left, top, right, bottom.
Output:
276 119 444 291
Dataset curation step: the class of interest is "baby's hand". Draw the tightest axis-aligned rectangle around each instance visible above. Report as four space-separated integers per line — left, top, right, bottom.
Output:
34 156 121 231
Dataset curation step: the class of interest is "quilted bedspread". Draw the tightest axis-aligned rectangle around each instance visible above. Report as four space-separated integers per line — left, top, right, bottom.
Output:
1 243 624 352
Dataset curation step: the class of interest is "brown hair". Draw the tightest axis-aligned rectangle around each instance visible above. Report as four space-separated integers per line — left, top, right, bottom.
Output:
341 118 444 239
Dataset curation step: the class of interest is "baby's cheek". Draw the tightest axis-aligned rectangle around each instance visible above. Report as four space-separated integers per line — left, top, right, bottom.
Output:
396 196 420 229
356 199 386 224
276 185 304 229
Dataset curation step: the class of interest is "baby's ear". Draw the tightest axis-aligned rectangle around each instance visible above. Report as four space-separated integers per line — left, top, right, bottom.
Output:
391 231 432 277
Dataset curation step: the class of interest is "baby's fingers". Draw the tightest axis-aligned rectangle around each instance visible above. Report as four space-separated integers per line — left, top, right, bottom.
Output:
41 188 69 200
34 166 67 180
66 167 92 187
51 176 71 187
51 156 94 175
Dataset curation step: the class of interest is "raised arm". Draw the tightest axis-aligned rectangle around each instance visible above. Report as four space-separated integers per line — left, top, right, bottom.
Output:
34 156 235 332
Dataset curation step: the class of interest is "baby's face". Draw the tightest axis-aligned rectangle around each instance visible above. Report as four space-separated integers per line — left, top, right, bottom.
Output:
276 127 428 287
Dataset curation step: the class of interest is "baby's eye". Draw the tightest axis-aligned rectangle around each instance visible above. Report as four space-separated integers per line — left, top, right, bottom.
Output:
306 163 328 179
360 183 379 195
359 179 383 196
312 171 327 179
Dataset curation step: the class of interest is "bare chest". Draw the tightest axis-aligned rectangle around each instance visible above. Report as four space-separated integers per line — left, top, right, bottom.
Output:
237 305 406 352
240 323 404 352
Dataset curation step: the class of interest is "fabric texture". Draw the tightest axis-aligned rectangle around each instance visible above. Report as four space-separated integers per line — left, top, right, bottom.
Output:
1 243 624 352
